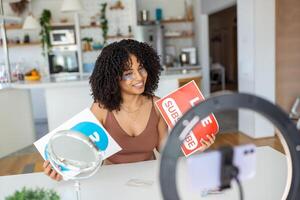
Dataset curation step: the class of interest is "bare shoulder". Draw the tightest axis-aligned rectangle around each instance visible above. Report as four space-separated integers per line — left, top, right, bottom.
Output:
152 96 162 116
152 96 160 102
90 102 108 124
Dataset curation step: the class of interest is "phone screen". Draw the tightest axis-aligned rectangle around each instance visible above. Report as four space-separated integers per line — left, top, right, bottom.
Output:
187 144 256 191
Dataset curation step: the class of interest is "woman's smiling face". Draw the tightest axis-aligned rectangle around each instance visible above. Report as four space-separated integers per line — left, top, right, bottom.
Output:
119 54 148 95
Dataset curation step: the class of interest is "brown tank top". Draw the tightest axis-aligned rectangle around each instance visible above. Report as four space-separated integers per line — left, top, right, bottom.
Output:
104 99 159 164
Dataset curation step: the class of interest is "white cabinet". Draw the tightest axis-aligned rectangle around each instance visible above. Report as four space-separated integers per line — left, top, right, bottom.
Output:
30 88 47 122
0 89 35 158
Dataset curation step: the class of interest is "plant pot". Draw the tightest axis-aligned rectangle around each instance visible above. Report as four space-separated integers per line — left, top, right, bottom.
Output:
83 42 92 51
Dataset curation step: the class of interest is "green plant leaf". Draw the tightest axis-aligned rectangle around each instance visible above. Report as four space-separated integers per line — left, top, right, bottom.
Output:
100 3 109 45
5 187 60 200
39 9 52 56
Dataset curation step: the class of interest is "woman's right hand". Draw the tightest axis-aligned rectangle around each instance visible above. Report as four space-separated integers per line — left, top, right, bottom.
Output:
43 160 63 181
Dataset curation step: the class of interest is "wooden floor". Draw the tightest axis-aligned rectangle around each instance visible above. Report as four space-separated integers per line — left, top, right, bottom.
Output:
211 132 284 153
211 83 238 93
0 132 284 176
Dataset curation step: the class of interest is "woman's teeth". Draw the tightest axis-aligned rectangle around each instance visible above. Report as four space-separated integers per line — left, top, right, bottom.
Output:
133 82 143 87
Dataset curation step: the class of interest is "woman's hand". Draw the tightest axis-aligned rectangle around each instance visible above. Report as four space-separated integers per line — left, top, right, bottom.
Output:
43 160 63 181
199 134 216 152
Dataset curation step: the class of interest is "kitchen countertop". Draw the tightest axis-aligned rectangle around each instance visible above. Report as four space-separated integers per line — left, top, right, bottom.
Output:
4 68 202 90
0 83 11 90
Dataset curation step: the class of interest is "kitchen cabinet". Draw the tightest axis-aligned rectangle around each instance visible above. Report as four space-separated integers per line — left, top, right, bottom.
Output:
0 88 35 158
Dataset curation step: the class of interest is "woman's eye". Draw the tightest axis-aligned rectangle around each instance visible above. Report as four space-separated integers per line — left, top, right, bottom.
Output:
139 67 146 72
123 70 132 75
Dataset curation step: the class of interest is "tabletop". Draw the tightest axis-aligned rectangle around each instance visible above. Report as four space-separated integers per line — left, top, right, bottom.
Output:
0 146 287 200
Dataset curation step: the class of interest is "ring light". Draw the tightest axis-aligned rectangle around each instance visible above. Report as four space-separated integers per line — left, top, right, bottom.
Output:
159 93 300 200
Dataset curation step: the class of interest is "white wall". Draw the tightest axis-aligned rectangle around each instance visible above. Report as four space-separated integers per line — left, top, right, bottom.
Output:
193 0 210 96
237 0 275 138
136 0 186 20
0 46 48 77
4 0 135 29
201 0 237 14
3 0 73 22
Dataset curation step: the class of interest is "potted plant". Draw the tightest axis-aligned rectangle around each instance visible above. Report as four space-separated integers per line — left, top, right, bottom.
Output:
100 3 108 45
5 187 60 200
23 34 30 43
39 9 52 56
82 37 93 51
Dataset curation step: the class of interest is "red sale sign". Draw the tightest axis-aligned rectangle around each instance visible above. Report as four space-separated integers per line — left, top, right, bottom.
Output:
155 81 219 156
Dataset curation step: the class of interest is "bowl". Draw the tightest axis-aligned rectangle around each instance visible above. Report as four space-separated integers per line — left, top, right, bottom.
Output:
24 75 41 81
92 43 103 50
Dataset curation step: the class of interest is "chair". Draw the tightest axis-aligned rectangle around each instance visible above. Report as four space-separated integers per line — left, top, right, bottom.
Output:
178 76 202 88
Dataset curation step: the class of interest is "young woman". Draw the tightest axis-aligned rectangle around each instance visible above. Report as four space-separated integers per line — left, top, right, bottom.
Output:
43 39 215 181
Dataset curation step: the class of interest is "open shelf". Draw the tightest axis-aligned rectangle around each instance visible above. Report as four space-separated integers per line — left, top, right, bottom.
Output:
4 22 74 30
80 25 102 29
0 42 41 47
4 24 22 30
51 23 74 27
83 49 102 53
138 19 194 25
107 35 134 39
165 65 201 71
164 33 194 39
161 18 194 24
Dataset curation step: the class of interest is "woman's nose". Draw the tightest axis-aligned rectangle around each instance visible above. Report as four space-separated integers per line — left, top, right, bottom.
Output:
134 71 143 80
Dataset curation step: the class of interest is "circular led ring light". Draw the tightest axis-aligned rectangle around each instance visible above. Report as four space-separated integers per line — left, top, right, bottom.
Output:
159 93 300 200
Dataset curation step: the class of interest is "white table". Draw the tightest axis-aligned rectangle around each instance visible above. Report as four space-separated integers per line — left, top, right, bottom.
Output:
0 146 287 200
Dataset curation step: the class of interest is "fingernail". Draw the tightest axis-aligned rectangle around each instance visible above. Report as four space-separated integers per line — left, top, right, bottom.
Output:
43 161 48 167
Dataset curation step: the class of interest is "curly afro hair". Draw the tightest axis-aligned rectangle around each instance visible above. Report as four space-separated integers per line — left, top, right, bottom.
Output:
89 39 162 111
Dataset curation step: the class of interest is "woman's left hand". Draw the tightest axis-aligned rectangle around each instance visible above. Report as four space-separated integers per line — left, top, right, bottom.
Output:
199 134 216 152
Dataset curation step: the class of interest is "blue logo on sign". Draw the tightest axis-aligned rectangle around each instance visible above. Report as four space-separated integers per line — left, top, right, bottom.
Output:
71 122 109 151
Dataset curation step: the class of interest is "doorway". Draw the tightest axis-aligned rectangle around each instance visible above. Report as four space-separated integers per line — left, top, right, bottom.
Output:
208 5 237 92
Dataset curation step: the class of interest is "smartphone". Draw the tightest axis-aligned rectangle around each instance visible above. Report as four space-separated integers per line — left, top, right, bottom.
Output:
187 144 256 191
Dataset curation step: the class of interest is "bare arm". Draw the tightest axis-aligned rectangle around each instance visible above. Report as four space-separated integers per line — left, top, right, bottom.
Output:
156 114 169 152
90 102 107 124
153 97 169 152
91 102 111 165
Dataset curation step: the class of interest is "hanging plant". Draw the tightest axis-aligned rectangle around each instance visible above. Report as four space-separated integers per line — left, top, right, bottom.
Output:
100 3 108 45
39 9 52 56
